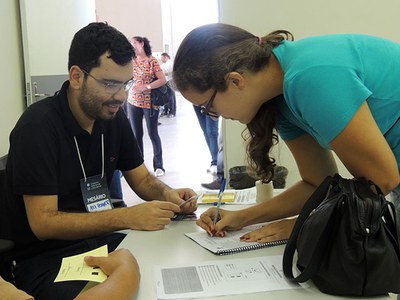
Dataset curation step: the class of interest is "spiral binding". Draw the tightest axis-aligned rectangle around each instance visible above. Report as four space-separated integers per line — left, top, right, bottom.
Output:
216 239 288 256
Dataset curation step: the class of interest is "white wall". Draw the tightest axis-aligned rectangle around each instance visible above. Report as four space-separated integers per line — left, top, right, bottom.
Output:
162 0 219 58
95 0 164 52
0 0 25 156
219 0 400 187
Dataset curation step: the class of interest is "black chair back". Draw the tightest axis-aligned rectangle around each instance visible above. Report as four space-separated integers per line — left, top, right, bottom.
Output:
0 154 15 282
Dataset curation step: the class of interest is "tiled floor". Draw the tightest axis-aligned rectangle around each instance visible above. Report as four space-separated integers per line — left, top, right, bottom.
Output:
121 92 217 206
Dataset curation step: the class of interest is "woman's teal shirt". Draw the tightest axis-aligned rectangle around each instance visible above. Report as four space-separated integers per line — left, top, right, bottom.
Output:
273 34 400 170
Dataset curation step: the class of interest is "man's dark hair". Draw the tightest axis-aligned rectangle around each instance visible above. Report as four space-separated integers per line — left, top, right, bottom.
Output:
161 52 170 59
68 22 134 72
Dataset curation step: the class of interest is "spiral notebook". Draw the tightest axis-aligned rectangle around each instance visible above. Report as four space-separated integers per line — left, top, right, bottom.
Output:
185 225 287 255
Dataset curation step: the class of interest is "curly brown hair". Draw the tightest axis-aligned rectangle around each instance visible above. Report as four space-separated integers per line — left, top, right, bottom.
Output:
173 23 293 182
244 95 283 182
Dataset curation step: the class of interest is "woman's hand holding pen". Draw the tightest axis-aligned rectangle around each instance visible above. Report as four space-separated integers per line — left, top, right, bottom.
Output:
196 208 244 237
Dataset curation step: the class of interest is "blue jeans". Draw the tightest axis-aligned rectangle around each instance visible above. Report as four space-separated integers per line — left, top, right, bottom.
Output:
164 82 176 116
193 105 219 166
127 103 164 171
109 170 123 199
216 122 224 180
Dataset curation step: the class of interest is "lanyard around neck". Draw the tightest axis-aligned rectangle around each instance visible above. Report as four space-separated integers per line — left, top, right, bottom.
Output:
74 134 104 182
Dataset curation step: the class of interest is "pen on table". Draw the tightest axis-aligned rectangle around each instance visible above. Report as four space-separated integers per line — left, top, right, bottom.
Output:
212 178 226 226
179 194 200 208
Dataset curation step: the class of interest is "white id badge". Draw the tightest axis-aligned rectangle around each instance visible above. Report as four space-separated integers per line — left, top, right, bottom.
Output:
80 174 113 212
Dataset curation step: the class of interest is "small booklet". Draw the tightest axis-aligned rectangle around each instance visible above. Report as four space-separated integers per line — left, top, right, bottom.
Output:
201 192 236 203
185 225 287 255
197 186 258 205
54 244 108 283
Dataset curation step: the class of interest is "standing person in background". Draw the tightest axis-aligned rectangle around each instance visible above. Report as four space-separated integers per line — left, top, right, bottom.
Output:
193 106 219 177
201 121 224 190
173 23 400 243
127 36 166 177
160 52 176 117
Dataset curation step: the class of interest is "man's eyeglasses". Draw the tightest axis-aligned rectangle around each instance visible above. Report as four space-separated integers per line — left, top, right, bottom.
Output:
200 90 219 118
82 69 134 94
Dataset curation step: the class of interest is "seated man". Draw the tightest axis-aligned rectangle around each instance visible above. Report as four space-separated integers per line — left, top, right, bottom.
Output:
1 22 196 300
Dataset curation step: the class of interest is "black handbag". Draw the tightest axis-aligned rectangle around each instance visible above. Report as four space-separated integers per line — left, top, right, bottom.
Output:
283 174 400 296
150 84 168 107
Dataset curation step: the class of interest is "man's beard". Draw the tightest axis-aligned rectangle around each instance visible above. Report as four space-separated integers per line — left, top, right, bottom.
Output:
78 83 120 121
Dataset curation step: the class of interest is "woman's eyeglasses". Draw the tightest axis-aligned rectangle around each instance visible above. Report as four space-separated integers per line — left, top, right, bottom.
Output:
200 90 219 118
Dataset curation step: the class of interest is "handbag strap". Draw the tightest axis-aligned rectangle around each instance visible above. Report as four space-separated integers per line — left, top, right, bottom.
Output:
283 175 335 282
381 200 400 259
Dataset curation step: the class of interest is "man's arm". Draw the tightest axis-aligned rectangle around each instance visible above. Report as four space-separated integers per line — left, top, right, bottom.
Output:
122 164 171 201
24 163 196 240
122 164 197 211
24 194 181 240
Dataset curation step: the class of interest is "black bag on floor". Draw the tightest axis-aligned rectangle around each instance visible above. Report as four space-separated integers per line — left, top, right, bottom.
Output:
228 165 288 189
228 166 256 189
283 174 400 296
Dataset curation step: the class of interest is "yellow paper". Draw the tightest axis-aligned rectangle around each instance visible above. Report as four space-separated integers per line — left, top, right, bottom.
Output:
54 244 108 283
201 192 236 203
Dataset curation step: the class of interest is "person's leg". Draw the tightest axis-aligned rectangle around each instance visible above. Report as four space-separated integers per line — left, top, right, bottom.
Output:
13 233 125 300
193 105 207 134
127 103 144 155
143 108 164 172
202 119 223 190
172 90 176 116
167 83 176 116
204 116 219 167
109 170 123 200
216 119 224 181
193 105 214 167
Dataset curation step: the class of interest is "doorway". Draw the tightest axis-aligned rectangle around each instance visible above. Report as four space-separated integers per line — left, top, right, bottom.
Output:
161 0 219 58
19 0 96 106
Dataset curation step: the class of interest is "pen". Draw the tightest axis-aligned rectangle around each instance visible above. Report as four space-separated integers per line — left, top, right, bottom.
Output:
179 194 200 208
212 178 226 225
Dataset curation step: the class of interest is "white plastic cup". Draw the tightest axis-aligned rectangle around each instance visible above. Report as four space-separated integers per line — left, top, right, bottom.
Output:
256 180 273 203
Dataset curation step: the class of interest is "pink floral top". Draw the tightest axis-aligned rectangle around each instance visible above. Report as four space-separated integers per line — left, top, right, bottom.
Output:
128 55 162 109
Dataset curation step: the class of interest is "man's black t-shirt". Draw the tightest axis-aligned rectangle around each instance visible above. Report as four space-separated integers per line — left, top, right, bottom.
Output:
3 81 143 259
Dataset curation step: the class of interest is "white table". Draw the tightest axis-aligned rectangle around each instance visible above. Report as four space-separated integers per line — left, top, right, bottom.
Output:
117 205 390 300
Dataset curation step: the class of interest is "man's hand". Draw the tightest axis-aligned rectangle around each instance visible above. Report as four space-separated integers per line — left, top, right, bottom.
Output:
163 188 197 214
124 201 180 230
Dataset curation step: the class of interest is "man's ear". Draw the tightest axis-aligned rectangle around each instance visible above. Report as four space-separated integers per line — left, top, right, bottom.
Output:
69 66 83 90
226 71 245 89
